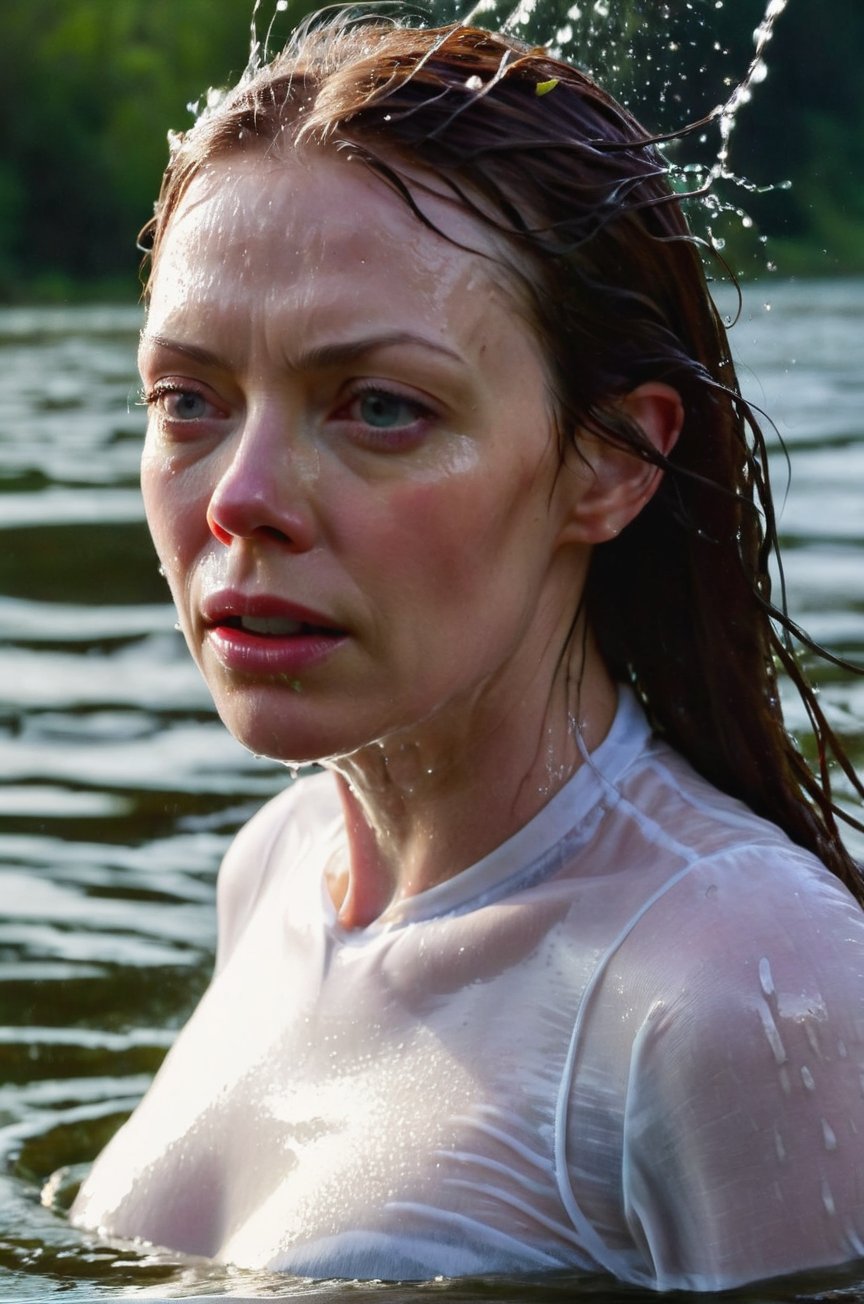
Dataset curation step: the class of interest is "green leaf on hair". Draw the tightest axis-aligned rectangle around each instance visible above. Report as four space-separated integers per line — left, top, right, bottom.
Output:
535 79 559 96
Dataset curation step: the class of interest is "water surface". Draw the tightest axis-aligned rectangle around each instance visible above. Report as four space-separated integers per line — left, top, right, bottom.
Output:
0 284 862 1301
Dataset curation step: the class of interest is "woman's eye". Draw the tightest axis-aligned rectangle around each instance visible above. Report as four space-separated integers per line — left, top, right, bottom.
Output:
144 385 218 423
335 387 435 449
355 391 423 430
166 390 207 420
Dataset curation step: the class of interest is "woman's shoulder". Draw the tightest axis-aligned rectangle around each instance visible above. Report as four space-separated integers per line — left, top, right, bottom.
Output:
583 721 864 1031
575 704 861 941
611 836 864 1290
215 769 340 968
573 776 864 1288
614 721 859 905
691 849 858 995
614 799 864 993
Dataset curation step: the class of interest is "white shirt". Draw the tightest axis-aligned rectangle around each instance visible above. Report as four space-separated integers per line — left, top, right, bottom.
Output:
72 690 864 1290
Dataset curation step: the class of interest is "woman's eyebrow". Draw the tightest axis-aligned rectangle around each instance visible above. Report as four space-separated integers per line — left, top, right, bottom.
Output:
138 334 224 369
139 331 467 372
297 332 466 371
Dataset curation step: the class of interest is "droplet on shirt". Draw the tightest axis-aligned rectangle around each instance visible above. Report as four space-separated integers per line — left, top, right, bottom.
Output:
845 1227 864 1257
822 1180 837 1216
801 1065 816 1091
758 956 775 998
822 1119 838 1152
806 1022 823 1058
757 1001 787 1066
773 1126 786 1161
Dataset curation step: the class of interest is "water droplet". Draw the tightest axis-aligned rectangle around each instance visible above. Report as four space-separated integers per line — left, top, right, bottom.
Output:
758 1001 786 1066
822 1180 836 1216
822 1119 837 1152
801 1065 815 1090
758 956 774 998
805 1023 822 1058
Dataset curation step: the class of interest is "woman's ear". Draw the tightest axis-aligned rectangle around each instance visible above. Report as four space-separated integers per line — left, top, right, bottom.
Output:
556 382 683 545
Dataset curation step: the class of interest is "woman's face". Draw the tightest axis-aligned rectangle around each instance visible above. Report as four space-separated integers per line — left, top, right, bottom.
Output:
139 150 591 766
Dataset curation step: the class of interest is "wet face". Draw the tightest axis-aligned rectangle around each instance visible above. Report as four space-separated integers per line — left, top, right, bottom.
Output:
139 149 591 766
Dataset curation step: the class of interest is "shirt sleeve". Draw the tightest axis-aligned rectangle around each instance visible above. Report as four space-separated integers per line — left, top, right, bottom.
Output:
619 849 864 1292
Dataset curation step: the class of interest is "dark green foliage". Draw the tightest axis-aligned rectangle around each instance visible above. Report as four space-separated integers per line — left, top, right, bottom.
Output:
0 0 314 296
709 0 864 274
0 0 861 296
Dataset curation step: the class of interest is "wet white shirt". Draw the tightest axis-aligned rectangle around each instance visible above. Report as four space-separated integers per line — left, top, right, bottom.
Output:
72 689 864 1291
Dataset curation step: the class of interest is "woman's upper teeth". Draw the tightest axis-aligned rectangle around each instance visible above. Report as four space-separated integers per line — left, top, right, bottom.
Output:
239 615 306 636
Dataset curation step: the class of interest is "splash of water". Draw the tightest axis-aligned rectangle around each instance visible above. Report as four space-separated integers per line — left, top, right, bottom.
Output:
235 0 792 255
715 0 789 180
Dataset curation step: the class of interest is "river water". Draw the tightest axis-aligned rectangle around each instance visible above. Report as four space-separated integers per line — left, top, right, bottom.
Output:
0 282 862 1302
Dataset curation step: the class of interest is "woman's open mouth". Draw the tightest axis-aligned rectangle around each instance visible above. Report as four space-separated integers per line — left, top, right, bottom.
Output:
202 596 348 675
225 614 342 638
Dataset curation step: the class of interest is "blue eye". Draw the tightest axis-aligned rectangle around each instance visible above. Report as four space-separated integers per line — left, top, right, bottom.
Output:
357 391 422 429
144 384 216 422
169 391 207 419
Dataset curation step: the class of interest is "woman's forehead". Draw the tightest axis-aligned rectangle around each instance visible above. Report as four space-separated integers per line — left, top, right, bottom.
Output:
145 148 546 380
156 147 528 299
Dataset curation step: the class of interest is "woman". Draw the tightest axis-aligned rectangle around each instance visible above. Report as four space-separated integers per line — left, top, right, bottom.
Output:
72 16 864 1292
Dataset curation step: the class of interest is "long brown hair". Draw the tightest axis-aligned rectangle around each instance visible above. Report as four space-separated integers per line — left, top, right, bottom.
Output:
141 16 864 897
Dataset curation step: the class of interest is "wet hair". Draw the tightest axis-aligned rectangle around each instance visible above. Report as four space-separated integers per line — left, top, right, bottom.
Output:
141 15 864 895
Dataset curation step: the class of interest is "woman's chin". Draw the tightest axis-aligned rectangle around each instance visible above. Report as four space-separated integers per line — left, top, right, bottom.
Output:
215 707 373 770
209 680 449 773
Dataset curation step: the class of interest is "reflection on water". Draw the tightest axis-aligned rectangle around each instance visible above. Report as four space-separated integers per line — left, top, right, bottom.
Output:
0 285 862 1302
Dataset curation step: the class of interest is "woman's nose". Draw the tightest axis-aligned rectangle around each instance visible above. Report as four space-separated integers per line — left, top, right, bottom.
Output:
205 412 319 551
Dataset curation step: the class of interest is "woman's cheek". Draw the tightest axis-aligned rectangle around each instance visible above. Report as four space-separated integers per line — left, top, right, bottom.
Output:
407 431 481 484
143 441 203 520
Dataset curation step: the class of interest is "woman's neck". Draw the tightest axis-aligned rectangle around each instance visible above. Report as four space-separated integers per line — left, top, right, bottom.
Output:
325 638 619 930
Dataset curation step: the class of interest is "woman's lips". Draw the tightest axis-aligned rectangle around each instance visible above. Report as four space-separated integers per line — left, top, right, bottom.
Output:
202 595 348 676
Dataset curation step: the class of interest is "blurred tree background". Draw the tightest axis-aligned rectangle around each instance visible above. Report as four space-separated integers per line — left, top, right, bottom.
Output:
0 0 861 300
